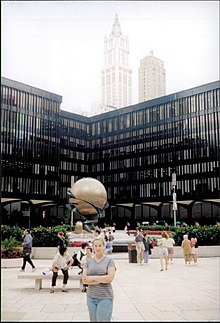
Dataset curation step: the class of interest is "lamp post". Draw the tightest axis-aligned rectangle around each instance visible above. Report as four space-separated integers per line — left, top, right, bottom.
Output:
70 207 76 229
172 173 177 227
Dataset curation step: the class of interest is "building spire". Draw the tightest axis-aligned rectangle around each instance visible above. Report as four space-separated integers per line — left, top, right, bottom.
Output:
110 14 122 37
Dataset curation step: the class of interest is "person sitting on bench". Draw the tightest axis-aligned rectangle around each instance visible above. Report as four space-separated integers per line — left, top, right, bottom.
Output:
50 246 73 293
71 242 88 274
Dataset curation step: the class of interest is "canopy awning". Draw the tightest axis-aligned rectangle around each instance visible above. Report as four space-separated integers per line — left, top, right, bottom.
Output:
41 203 58 208
169 200 195 205
115 203 134 208
141 202 163 207
1 198 22 205
203 199 220 205
29 200 54 205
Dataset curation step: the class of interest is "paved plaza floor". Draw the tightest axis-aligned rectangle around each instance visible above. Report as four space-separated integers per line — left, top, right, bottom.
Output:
1 253 220 322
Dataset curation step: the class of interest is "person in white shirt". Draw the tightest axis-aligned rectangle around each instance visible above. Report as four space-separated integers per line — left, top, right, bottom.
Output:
167 234 175 262
50 246 73 293
157 231 169 271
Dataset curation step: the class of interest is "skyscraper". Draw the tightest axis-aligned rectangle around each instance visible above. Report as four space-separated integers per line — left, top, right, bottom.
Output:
138 50 166 102
101 14 132 110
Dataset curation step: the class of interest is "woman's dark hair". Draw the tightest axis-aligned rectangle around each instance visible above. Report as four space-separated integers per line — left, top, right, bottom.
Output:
59 246 67 256
81 242 88 249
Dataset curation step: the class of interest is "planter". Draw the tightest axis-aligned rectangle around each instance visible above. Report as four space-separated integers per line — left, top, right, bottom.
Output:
1 258 22 268
1 247 23 259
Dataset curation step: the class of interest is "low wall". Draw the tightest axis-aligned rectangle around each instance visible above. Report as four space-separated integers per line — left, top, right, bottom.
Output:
115 244 220 258
1 258 21 268
30 245 220 259
1 246 219 268
31 247 80 260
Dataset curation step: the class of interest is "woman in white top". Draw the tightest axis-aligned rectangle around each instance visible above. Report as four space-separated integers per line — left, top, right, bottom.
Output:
167 234 175 262
50 246 73 293
157 231 169 271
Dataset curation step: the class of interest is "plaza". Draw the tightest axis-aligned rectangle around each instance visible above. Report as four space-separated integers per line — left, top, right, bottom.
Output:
1 253 219 322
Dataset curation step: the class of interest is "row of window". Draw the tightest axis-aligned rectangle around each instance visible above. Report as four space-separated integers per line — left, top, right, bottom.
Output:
1 86 60 115
2 177 59 196
1 79 219 206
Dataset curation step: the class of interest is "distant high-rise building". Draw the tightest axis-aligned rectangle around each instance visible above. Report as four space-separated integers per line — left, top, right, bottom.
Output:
101 14 132 110
138 50 166 102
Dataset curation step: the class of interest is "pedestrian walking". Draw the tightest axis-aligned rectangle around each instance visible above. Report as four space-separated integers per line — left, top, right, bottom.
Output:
157 231 169 271
20 229 36 272
167 233 175 262
181 234 192 265
135 229 144 265
190 233 198 264
57 231 67 249
142 233 151 264
105 237 113 255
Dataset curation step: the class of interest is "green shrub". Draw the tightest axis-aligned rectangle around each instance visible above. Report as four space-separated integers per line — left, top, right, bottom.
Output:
137 224 220 246
172 225 220 246
1 236 22 258
1 224 219 247
31 225 70 247
1 225 70 248
1 225 23 242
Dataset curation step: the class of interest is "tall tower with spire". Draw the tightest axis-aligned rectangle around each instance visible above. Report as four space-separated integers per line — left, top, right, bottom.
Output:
101 14 132 110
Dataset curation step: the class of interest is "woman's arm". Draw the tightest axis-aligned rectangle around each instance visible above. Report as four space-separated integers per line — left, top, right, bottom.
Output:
22 242 29 246
82 266 115 285
52 262 58 271
64 257 73 269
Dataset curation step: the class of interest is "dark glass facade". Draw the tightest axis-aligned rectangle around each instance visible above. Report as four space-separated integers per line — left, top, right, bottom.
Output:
1 77 220 227
1 78 61 200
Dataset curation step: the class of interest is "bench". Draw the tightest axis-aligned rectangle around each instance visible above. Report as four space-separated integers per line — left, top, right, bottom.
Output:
17 271 83 291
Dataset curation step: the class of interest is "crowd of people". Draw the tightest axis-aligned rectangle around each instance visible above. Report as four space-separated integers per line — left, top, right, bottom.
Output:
133 228 198 270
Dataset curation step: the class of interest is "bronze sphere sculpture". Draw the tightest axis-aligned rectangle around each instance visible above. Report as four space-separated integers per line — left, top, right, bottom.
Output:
68 177 108 216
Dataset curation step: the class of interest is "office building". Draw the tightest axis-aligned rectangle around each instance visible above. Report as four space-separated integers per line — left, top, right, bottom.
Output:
139 50 166 102
1 77 219 228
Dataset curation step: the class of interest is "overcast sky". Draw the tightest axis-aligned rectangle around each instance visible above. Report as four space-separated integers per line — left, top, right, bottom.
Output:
2 1 219 115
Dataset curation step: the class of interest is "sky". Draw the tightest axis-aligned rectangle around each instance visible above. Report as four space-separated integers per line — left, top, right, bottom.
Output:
2 1 219 115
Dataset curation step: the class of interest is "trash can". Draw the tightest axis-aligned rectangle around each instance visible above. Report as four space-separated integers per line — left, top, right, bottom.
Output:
128 243 137 263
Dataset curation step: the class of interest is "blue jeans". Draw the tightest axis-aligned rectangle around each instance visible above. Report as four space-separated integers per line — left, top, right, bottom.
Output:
87 296 113 322
144 250 149 263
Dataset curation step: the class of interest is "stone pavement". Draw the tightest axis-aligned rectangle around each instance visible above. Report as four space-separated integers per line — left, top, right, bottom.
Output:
1 253 219 322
